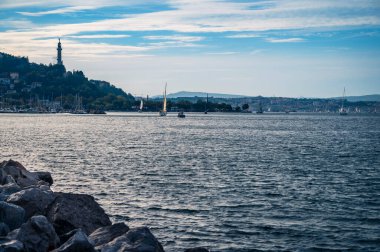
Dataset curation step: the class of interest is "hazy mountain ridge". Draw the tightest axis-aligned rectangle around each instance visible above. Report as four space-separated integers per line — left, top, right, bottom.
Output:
156 91 380 102
330 95 380 102
152 91 248 99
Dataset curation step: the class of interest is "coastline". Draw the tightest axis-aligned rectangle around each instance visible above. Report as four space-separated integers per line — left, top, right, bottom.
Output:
0 160 209 252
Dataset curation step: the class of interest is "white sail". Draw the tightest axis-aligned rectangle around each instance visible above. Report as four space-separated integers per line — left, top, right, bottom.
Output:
339 87 348 115
163 83 167 113
140 100 143 110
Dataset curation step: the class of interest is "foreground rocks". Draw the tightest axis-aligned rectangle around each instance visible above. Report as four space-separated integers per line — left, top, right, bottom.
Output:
0 160 210 252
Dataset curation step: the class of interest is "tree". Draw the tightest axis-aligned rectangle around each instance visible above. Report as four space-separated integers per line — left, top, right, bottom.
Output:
242 103 249 110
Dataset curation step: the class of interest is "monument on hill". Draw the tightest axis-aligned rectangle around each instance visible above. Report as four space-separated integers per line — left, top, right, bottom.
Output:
57 38 63 65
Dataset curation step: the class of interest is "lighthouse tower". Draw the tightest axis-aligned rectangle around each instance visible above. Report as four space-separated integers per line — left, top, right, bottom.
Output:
57 38 63 65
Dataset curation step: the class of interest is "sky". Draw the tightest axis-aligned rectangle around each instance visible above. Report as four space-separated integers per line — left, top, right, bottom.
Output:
0 0 380 97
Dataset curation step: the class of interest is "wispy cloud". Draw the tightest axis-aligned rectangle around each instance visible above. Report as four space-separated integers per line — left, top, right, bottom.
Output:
66 34 130 39
17 6 98 16
206 51 238 55
226 34 262 38
266 37 305 43
144 35 204 42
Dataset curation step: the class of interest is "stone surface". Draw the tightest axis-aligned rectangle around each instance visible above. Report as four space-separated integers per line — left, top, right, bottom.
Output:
7 187 56 219
0 183 21 201
47 192 111 235
0 223 10 236
184 248 210 252
0 202 25 230
52 229 95 252
0 160 41 188
10 215 59 252
89 222 129 247
0 238 24 252
99 227 164 252
32 171 53 186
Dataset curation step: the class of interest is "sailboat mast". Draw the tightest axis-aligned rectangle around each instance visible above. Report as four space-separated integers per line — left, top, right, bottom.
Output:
163 83 167 112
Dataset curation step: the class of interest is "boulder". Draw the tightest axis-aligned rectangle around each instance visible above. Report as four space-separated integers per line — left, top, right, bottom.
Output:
89 223 129 247
0 183 21 201
99 227 164 252
0 160 48 188
32 171 53 186
47 192 111 235
0 223 10 236
52 229 95 252
184 248 210 252
9 215 59 252
0 202 25 230
0 238 24 252
7 187 56 219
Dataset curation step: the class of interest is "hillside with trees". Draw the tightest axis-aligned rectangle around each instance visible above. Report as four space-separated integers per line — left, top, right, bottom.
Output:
0 52 134 112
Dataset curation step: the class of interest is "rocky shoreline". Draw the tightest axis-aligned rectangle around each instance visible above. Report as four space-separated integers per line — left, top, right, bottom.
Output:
0 160 209 252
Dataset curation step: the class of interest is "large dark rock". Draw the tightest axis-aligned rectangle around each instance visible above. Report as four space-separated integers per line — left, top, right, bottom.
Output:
32 171 53 186
0 182 21 201
7 187 56 219
52 229 95 252
8 215 59 252
99 226 164 252
0 160 49 188
89 222 129 247
0 223 10 236
184 248 210 252
47 192 111 235
0 202 25 230
0 238 24 252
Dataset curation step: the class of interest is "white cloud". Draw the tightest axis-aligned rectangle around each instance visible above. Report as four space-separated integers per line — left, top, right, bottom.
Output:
143 35 204 42
66 34 130 39
226 34 262 38
266 37 305 43
17 6 98 16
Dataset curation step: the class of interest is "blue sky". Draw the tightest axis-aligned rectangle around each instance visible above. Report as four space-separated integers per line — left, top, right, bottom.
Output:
1 0 379 97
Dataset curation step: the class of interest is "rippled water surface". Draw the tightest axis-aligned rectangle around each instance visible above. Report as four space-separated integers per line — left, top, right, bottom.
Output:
1 113 380 251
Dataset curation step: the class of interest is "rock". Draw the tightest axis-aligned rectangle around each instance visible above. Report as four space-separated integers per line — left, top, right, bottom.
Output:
3 175 16 185
0 183 21 201
99 227 164 252
47 192 111 235
0 160 47 188
7 187 56 219
0 202 25 230
89 223 129 247
0 223 10 236
184 248 210 252
52 229 95 252
58 229 80 246
0 238 24 252
32 171 53 186
9 215 59 252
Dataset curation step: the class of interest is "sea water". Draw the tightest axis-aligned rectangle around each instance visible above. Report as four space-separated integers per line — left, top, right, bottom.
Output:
1 113 379 251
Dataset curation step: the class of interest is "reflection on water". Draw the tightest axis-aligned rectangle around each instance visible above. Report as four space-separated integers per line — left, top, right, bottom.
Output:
1 112 380 251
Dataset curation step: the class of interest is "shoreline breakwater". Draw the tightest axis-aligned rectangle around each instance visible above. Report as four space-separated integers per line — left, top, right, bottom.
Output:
0 160 209 252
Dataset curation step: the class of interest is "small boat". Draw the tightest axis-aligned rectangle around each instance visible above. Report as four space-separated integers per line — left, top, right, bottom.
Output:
159 83 167 116
178 111 185 118
339 88 348 115
138 99 143 113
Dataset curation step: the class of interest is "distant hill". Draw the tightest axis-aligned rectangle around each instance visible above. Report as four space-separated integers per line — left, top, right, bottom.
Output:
0 52 134 110
331 95 380 102
153 91 248 99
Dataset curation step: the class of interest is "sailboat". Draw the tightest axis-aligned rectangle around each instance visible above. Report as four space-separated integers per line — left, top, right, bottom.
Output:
138 99 143 113
339 88 348 115
159 83 167 116
204 93 208 114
